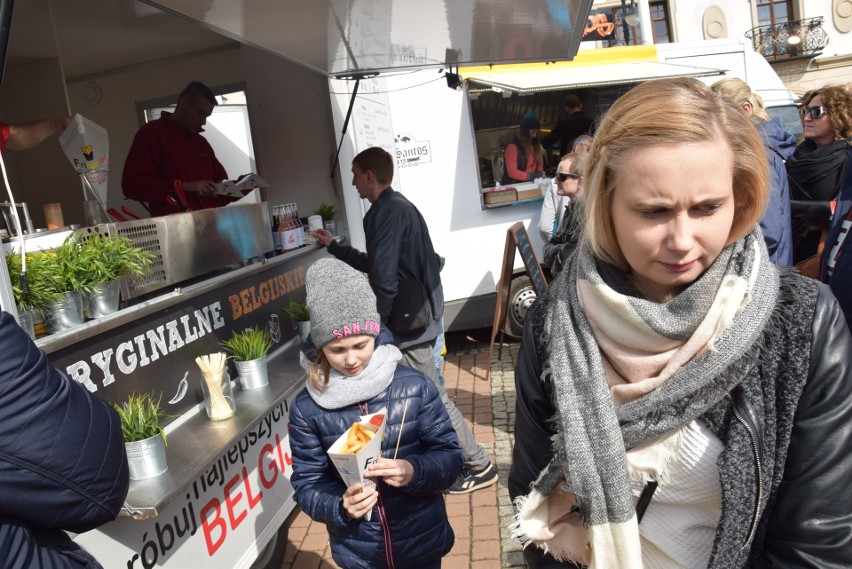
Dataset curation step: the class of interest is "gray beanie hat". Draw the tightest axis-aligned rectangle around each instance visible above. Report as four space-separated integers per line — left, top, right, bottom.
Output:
306 257 381 348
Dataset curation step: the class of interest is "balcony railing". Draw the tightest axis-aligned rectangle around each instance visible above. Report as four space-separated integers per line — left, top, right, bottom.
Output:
745 17 828 61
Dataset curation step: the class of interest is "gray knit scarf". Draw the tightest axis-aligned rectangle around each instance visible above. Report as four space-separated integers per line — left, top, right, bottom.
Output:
529 230 778 565
300 344 401 409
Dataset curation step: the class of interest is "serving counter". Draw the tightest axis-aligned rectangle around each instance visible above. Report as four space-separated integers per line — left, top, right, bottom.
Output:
21 216 329 568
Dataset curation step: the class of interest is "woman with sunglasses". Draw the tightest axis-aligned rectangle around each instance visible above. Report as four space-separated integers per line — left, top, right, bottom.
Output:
542 153 585 278
786 85 852 263
509 78 852 569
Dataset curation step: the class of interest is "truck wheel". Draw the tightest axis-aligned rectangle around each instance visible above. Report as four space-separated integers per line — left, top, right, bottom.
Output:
249 523 289 569
504 275 536 339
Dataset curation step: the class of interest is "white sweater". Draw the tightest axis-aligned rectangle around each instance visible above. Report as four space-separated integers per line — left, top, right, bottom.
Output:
626 420 723 569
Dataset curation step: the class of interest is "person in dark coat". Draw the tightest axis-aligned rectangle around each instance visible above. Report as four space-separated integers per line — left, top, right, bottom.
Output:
785 85 852 263
541 94 594 158
313 146 497 494
0 311 129 569
510 78 852 568
542 152 585 278
712 78 796 265
288 258 462 569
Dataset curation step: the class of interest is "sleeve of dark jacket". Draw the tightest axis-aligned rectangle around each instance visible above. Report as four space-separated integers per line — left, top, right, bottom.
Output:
400 373 463 495
509 300 558 502
288 392 353 529
365 205 406 322
0 312 129 533
758 286 852 567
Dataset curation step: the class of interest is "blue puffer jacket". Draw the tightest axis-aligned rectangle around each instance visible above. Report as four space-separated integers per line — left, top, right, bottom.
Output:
0 312 129 568
758 117 796 266
288 336 462 569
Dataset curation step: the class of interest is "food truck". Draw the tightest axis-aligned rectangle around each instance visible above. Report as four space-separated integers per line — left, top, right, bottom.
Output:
0 1 596 567
327 38 799 336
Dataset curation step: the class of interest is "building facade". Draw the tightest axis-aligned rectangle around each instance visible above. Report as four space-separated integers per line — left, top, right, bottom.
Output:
587 0 851 96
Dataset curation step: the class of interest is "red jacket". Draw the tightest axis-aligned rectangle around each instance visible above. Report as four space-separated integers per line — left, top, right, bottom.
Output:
121 112 230 215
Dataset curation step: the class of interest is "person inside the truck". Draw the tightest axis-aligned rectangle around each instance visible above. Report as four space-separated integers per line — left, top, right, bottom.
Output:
542 94 594 158
313 146 499 495
122 81 237 216
510 77 852 569
289 257 462 569
0 115 72 153
786 84 852 265
503 111 546 184
711 78 795 266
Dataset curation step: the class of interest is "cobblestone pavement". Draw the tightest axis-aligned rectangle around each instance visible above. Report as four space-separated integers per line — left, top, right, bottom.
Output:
281 331 524 569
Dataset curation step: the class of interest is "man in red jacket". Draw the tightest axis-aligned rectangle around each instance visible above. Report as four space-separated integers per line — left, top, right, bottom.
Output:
122 81 235 216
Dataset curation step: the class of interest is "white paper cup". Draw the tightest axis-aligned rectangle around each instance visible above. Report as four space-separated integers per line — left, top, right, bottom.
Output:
308 215 323 231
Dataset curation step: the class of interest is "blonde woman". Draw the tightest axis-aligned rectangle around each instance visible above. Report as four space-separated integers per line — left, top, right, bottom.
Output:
711 77 795 266
542 153 585 277
510 78 852 568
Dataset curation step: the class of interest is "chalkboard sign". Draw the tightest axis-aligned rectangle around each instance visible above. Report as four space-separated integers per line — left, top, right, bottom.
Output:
512 223 548 296
486 222 548 381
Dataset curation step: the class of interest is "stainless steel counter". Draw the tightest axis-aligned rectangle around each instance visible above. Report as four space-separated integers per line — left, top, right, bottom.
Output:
122 342 305 519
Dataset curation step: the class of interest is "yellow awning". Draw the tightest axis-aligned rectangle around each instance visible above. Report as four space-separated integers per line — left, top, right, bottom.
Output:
461 46 724 94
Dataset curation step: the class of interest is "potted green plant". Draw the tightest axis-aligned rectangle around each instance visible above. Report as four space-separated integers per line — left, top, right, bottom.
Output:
79 234 155 318
40 235 92 334
314 202 338 235
283 299 311 344
114 393 168 480
5 251 55 339
221 326 274 390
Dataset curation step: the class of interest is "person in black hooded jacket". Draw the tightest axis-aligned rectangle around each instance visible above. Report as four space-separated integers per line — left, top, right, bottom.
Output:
0 311 129 568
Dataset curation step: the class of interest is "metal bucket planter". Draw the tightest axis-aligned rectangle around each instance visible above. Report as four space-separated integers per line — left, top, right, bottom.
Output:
235 357 269 390
15 305 36 341
125 433 168 480
84 279 121 319
322 219 337 236
46 290 85 334
296 320 311 345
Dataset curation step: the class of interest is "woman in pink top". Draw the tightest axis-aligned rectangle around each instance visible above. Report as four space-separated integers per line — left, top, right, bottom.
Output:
502 111 545 184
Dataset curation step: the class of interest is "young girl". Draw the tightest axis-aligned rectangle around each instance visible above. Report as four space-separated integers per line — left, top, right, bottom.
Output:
288 257 463 569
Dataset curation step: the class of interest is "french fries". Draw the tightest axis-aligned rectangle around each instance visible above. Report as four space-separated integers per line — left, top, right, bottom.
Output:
339 422 376 454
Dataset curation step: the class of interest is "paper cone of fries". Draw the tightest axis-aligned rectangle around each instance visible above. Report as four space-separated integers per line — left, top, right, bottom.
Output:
328 410 386 521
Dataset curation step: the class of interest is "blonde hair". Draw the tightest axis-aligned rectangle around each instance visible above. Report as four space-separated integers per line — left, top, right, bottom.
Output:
569 152 587 176
572 135 593 154
801 84 852 141
307 349 331 389
710 78 770 121
584 78 769 270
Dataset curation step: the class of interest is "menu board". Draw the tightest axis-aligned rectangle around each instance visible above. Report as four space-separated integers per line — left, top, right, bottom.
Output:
353 77 395 156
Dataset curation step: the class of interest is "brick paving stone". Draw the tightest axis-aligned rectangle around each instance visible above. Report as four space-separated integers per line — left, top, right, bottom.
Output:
444 556 471 569
473 505 499 525
449 516 472 541
449 537 470 556
470 539 502 561
472 523 500 542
